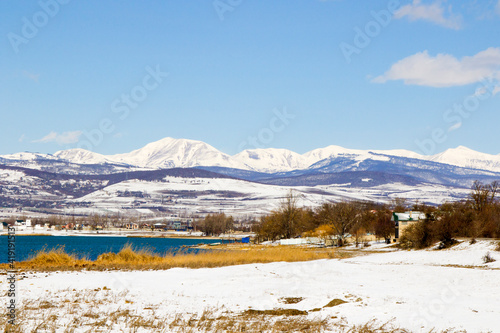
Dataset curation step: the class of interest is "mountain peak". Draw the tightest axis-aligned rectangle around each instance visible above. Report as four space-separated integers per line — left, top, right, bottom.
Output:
234 148 306 172
110 137 245 169
454 145 474 151
54 148 112 165
429 145 500 172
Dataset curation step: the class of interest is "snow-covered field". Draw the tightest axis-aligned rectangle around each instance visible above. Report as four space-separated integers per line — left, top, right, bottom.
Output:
5 240 500 332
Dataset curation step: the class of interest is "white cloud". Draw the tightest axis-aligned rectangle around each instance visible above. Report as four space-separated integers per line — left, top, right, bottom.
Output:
494 86 500 95
448 121 462 132
394 0 462 30
33 131 83 145
373 47 500 87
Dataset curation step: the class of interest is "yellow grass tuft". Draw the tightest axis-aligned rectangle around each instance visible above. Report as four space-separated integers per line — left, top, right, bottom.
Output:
16 246 88 270
96 244 163 264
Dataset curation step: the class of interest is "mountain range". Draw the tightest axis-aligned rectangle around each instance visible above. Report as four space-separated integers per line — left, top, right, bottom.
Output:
1 137 500 216
3 137 500 175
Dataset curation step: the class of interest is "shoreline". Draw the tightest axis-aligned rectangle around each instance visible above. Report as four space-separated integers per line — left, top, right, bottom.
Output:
0 230 236 240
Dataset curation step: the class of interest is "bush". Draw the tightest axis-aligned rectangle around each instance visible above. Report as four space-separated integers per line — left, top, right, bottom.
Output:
398 221 434 249
437 238 459 250
483 252 496 264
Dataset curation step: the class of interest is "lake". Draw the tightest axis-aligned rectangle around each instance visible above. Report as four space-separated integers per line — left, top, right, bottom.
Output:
0 235 226 263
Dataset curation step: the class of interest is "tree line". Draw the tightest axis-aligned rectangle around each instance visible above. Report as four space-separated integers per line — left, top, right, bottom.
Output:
400 180 500 249
253 191 393 245
254 181 500 248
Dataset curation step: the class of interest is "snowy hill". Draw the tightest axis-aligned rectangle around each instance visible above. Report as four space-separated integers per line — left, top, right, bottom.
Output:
429 146 500 173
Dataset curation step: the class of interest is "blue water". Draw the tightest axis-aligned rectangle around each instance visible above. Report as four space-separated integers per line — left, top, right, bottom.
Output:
0 235 226 263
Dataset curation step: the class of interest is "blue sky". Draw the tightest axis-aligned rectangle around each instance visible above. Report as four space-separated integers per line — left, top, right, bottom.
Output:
1 0 499 156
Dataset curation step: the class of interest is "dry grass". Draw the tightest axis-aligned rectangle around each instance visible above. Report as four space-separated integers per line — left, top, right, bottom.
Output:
279 296 304 304
242 308 308 316
0 285 470 333
0 299 468 333
324 298 348 308
0 244 343 272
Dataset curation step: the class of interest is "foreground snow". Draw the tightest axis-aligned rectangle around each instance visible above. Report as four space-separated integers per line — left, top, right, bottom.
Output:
8 241 500 332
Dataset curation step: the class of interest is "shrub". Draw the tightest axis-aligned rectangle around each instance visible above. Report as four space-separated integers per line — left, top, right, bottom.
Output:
483 252 496 264
398 221 434 249
437 238 459 250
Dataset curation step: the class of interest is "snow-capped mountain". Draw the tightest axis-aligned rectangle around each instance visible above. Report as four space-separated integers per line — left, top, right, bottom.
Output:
233 148 307 173
54 149 115 165
302 145 423 167
109 137 247 170
0 152 58 162
428 146 500 173
2 137 500 216
2 136 500 175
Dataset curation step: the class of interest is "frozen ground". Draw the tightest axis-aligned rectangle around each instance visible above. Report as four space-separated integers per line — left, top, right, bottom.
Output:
4 240 500 332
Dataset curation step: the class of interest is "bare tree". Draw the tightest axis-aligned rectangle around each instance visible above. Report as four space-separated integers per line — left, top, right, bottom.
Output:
255 190 306 241
391 198 408 212
278 190 302 239
199 213 234 236
470 180 498 212
374 210 394 243
317 201 359 246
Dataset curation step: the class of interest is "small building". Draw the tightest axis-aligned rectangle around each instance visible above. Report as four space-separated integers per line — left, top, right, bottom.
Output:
153 223 166 230
392 211 426 240
125 223 139 230
63 223 75 230
14 220 27 231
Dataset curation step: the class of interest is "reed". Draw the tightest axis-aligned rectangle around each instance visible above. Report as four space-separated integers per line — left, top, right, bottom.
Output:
1 244 341 272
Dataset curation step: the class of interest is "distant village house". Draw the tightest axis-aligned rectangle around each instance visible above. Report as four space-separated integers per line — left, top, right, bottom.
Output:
392 211 426 240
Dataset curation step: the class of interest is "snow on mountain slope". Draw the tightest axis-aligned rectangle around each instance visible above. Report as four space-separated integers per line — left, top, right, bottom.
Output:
429 146 500 172
69 176 468 217
233 148 307 172
54 149 116 165
43 139 433 173
303 145 424 166
109 137 247 169
0 152 58 161
5 136 500 174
